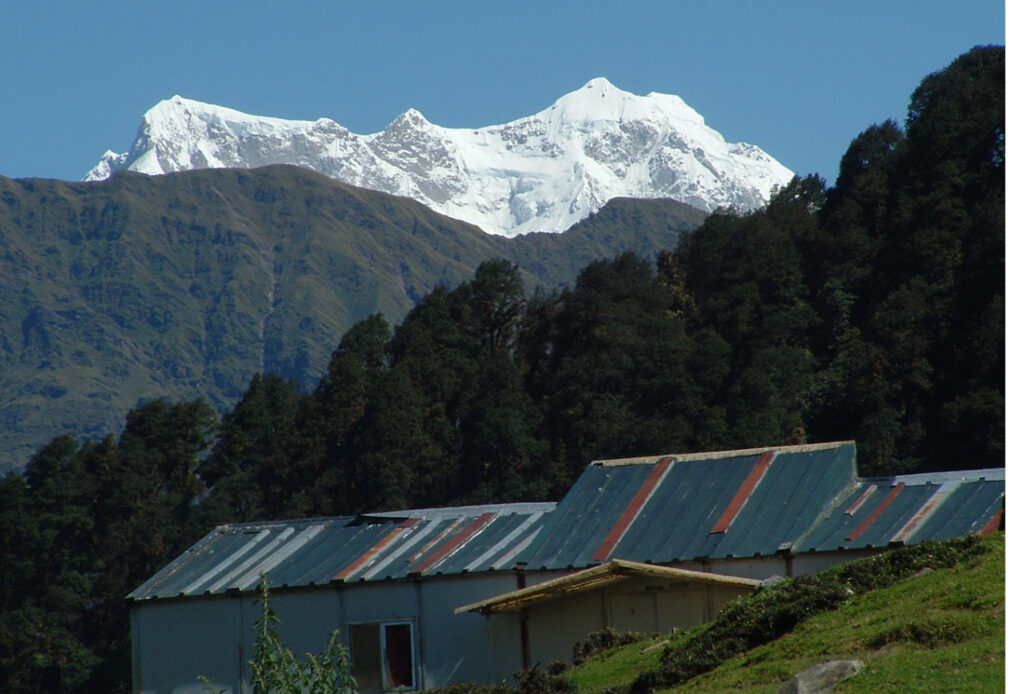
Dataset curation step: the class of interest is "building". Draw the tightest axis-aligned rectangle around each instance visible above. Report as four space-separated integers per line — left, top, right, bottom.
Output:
128 441 1004 693
455 559 760 668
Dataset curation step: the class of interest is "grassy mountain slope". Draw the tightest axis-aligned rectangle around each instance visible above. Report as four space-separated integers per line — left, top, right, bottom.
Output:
568 534 1004 694
0 165 705 471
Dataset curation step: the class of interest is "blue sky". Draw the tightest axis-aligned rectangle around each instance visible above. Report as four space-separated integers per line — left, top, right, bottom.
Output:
0 2 1005 184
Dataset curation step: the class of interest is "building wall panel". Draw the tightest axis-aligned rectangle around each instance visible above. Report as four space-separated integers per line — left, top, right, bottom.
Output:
527 591 605 666
133 597 247 694
419 574 524 688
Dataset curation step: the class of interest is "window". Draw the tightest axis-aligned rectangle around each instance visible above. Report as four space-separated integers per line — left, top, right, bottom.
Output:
349 621 416 692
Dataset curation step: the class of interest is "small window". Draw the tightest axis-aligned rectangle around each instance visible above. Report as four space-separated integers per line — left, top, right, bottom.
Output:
349 621 416 692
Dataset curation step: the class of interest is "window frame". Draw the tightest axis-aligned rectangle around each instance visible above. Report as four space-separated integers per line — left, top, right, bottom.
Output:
347 619 418 693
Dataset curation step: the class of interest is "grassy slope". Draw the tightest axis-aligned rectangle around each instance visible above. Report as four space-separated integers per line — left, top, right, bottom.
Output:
569 534 1004 694
0 166 704 471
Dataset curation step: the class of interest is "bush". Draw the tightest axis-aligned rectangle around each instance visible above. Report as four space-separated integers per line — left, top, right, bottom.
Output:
572 627 654 666
203 574 357 694
426 683 516 694
628 536 986 693
425 664 576 694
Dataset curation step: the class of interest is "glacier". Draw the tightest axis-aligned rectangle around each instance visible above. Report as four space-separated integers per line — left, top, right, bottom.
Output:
85 78 794 237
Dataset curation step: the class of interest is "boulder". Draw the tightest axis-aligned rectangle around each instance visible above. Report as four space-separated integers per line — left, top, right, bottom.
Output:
773 659 864 694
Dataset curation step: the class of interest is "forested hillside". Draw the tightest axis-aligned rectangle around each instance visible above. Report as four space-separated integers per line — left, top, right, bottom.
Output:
0 167 703 472
0 46 1003 694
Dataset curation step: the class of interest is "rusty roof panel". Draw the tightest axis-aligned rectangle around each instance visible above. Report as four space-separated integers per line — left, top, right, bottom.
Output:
295 521 403 586
593 458 673 561
128 504 555 600
521 442 859 570
412 513 498 575
450 512 545 572
793 470 1004 553
913 479 1004 541
525 463 653 569
712 445 856 559
129 442 1004 603
847 483 907 543
626 452 763 561
711 451 776 534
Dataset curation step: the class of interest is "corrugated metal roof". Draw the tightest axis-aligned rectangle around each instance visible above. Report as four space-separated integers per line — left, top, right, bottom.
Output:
129 442 1005 603
522 442 858 570
128 503 555 601
794 468 1004 552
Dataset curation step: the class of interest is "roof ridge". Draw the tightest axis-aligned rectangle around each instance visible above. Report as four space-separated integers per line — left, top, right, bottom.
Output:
216 515 359 531
594 441 854 466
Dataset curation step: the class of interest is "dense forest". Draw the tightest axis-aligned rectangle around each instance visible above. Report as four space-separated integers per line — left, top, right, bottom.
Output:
0 162 705 474
0 46 1003 693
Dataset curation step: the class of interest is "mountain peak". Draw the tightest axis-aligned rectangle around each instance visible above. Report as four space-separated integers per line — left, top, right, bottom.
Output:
547 77 704 128
550 77 637 119
575 76 625 99
387 107 432 130
85 85 793 235
583 76 615 89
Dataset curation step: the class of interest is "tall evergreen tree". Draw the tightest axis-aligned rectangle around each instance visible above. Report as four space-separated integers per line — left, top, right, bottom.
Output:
306 314 391 515
202 375 306 522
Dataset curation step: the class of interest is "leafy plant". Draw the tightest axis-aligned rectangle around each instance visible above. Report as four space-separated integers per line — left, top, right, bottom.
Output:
425 663 577 694
572 628 653 666
205 573 357 694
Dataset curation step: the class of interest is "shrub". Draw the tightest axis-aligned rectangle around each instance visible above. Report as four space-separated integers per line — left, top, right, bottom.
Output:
572 627 654 666
203 573 357 694
628 536 985 693
425 664 577 694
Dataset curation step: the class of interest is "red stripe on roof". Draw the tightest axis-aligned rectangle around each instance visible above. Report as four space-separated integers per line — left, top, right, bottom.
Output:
592 457 673 562
410 513 497 575
405 518 463 564
891 490 947 543
333 519 419 581
710 451 776 534
846 483 904 542
845 485 877 515
978 508 1003 535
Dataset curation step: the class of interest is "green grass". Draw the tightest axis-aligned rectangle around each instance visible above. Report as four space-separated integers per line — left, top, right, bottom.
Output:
568 534 1004 694
567 635 670 692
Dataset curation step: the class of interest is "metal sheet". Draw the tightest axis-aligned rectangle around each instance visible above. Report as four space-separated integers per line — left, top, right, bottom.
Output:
522 442 861 570
129 441 1004 603
411 513 498 575
128 505 553 600
593 457 673 561
711 451 776 534
714 446 855 559
914 480 1005 541
640 454 756 561
524 464 651 569
847 484 905 542
336 519 420 581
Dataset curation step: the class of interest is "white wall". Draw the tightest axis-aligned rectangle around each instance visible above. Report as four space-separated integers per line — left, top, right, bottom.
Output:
418 574 524 688
791 549 879 576
133 572 534 693
132 551 884 692
528 589 605 666
518 575 757 669
133 596 246 694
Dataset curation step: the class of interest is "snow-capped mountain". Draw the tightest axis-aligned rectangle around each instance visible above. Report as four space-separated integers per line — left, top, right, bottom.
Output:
86 78 793 237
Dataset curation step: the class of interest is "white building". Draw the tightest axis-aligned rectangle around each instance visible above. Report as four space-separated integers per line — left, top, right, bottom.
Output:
129 441 1004 692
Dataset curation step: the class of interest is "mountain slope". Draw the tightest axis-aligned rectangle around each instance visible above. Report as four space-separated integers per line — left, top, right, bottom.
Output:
0 165 705 471
85 78 791 237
